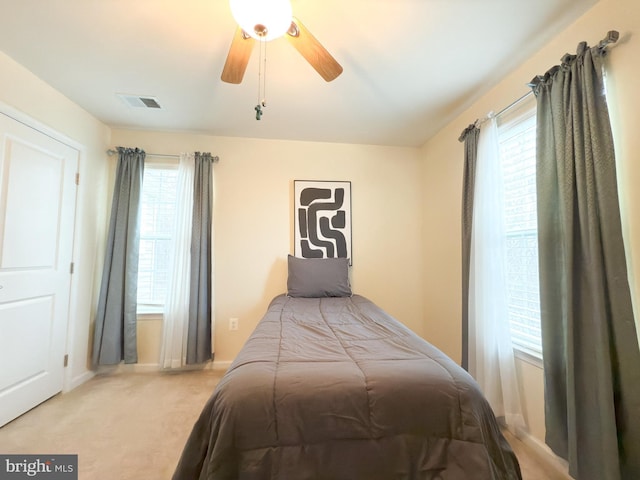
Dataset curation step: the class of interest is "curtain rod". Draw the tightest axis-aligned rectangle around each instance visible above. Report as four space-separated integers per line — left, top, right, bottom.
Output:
481 31 618 127
106 149 220 162
477 90 534 127
459 91 534 141
460 29 619 141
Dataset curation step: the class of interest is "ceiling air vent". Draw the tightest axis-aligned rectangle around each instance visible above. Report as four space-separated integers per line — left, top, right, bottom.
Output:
117 94 162 109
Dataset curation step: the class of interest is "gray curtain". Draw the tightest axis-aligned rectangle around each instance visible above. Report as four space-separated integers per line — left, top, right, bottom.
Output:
186 152 215 364
459 123 480 371
531 35 640 479
92 147 145 365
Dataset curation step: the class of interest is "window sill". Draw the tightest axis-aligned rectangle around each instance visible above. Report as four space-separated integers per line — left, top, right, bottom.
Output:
137 305 164 321
514 348 543 369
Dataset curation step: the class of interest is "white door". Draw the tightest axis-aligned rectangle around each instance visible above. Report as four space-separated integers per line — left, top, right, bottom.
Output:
0 112 78 427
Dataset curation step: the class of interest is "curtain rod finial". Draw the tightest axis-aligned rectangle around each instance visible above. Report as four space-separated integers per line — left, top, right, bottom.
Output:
599 30 619 49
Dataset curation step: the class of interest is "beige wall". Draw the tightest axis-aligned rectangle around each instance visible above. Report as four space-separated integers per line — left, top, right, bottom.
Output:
0 51 111 389
419 0 640 453
111 129 424 364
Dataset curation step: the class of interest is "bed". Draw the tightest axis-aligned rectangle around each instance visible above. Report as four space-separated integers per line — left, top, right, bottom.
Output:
173 256 522 479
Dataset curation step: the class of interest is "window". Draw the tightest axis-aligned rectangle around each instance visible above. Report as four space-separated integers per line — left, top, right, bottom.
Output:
137 164 179 312
497 96 542 358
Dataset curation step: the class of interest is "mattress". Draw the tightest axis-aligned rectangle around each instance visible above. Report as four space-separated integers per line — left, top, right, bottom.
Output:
173 294 522 479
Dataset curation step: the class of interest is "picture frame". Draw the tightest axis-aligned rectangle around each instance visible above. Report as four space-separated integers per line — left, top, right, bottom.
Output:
294 180 352 264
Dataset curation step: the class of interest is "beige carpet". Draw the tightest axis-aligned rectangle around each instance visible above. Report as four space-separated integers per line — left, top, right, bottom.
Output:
0 370 223 479
0 370 564 479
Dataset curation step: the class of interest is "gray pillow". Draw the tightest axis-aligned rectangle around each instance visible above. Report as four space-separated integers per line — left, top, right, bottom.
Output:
287 255 352 298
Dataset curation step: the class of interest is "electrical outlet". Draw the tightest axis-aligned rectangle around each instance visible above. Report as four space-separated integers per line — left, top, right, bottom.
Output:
229 318 239 331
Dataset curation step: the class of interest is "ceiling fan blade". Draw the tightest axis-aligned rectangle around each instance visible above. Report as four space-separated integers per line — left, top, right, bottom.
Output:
221 27 255 84
286 17 343 82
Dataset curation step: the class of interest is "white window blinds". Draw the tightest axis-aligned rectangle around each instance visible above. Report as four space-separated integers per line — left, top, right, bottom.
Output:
497 96 542 357
137 165 179 309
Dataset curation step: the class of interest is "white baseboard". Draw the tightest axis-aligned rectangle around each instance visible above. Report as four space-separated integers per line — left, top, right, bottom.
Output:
516 430 572 479
64 370 95 392
92 359 232 375
56 359 230 403
211 360 232 371
92 363 157 375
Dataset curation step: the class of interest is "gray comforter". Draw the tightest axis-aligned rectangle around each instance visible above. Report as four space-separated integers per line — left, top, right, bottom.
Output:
173 295 522 479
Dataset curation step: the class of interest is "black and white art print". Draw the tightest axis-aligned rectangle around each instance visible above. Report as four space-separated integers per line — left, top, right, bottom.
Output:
294 180 352 264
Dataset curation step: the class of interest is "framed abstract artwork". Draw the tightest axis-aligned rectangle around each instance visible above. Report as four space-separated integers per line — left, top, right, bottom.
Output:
294 180 352 264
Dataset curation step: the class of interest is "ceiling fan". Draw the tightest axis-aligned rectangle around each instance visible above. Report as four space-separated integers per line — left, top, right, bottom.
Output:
221 0 343 84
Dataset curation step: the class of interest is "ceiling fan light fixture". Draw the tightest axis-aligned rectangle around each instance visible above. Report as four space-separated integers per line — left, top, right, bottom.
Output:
229 0 292 41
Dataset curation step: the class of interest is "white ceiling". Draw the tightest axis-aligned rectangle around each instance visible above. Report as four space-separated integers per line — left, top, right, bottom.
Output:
0 0 597 147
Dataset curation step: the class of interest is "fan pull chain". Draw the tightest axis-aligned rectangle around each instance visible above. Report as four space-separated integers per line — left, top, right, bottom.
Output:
262 39 268 108
255 38 268 120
